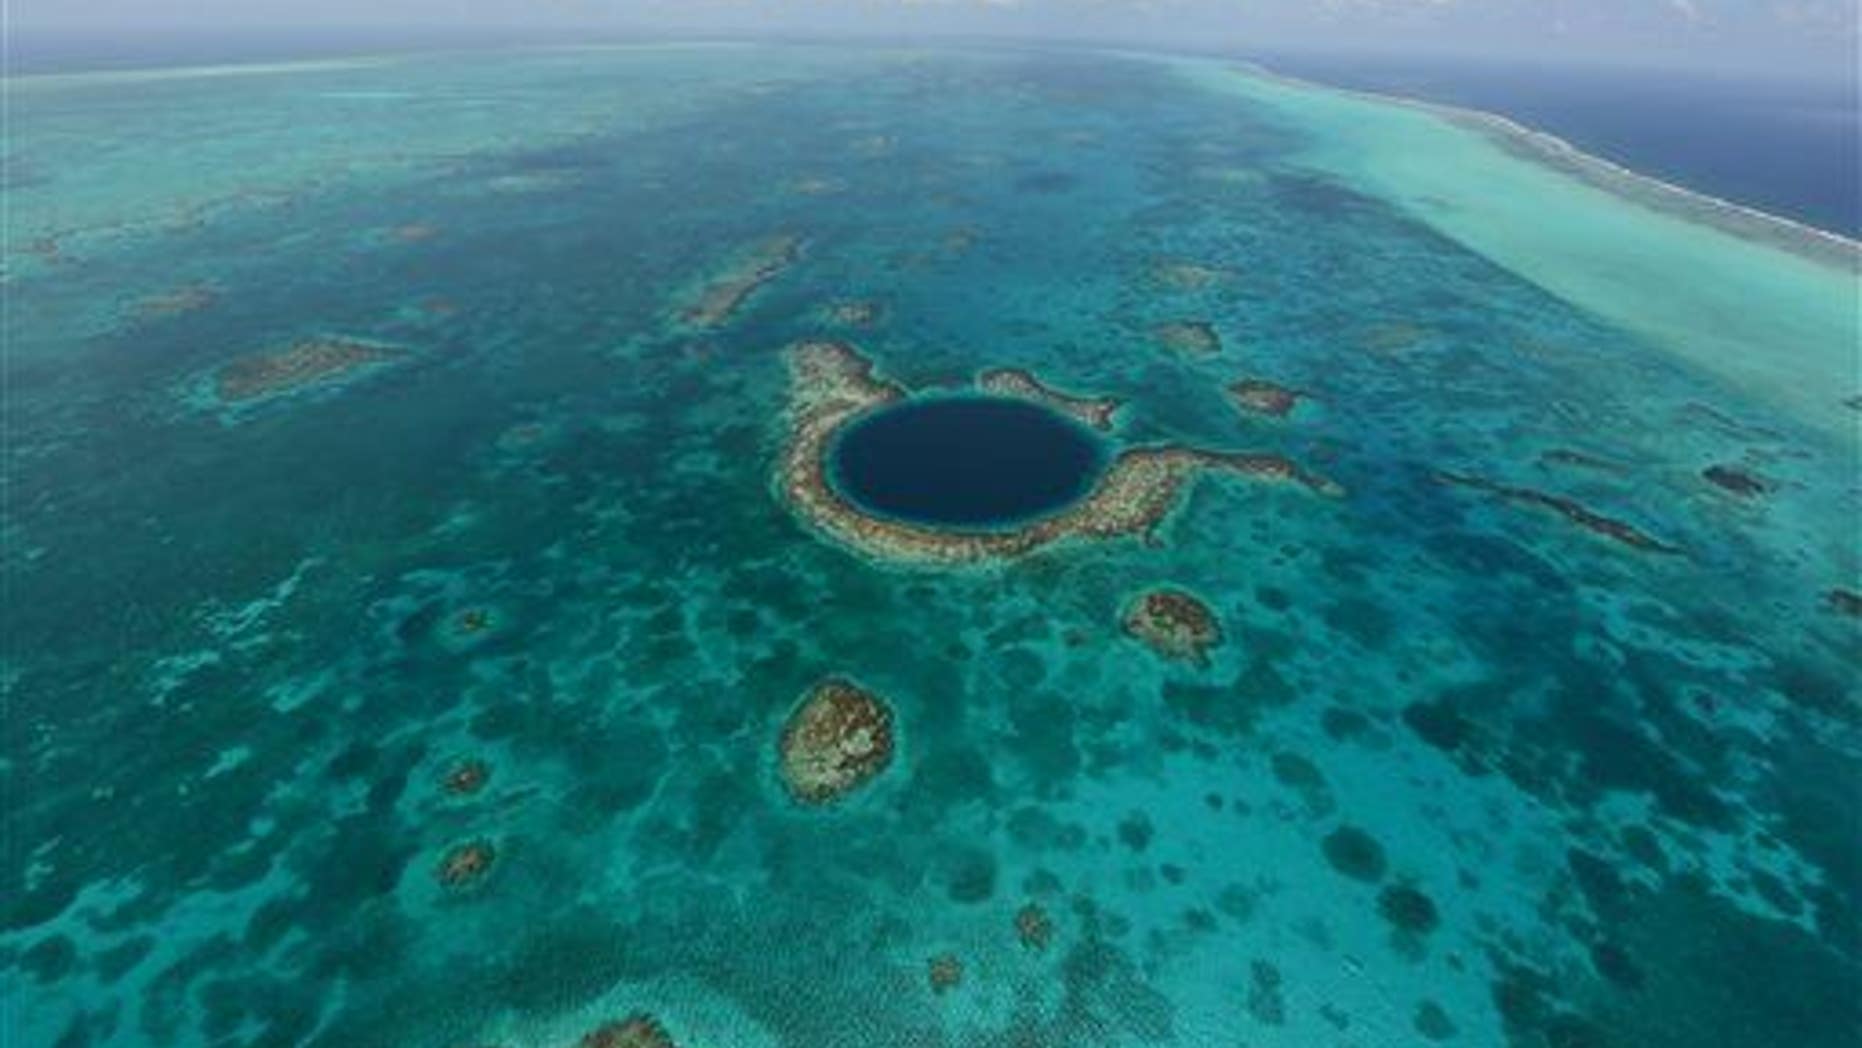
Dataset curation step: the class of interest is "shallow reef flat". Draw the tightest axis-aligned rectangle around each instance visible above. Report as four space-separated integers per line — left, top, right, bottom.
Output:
1434 469 1683 554
4 47 877 285
5 43 1860 1048
1150 319 1223 357
676 234 803 329
1176 56 1862 439
127 281 219 321
1147 257 1233 291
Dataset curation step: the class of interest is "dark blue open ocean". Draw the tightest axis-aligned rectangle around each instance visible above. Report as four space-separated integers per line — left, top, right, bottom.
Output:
1262 51 1861 237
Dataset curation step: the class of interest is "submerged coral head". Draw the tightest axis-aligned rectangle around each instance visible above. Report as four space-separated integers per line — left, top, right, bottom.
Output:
213 336 397 403
437 839 497 889
441 757 491 796
577 1014 679 1048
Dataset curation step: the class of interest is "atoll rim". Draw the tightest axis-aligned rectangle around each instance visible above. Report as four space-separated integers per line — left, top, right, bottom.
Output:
778 340 1340 564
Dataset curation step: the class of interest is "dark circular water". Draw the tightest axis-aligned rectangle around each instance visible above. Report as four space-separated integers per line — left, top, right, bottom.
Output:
829 396 1108 530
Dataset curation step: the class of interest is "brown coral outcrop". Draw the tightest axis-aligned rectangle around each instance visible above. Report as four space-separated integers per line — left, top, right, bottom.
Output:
437 839 497 889
577 1014 678 1048
441 758 491 797
1015 903 1054 950
928 954 964 995
779 678 896 805
1123 588 1224 666
214 337 397 403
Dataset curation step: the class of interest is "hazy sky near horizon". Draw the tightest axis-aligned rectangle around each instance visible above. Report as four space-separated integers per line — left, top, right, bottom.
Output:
13 0 1860 79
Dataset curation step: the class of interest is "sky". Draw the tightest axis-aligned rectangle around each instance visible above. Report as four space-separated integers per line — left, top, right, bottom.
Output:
10 0 1860 81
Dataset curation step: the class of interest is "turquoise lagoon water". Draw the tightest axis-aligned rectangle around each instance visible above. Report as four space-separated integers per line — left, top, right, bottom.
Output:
5 45 1859 1047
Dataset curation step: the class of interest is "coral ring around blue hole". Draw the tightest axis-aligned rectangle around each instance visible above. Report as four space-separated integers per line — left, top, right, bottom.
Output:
826 395 1110 531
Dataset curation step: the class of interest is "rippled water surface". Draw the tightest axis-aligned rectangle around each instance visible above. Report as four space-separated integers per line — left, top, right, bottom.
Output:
6 44 1858 1048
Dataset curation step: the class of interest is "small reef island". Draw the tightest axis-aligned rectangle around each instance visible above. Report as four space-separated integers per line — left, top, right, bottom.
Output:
212 336 401 405
778 678 896 804
777 340 1341 565
1122 588 1225 666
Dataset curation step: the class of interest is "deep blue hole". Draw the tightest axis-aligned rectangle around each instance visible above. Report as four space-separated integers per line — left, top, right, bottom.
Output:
828 396 1108 530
